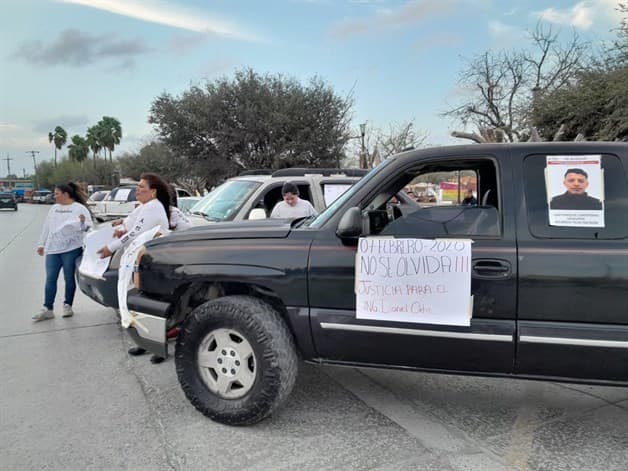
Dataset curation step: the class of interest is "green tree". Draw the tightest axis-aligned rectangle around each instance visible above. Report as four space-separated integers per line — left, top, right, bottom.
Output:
531 7 628 141
531 66 628 141
86 125 102 162
48 126 68 167
67 135 90 162
117 141 179 181
36 156 118 189
96 116 122 162
117 141 206 193
149 68 353 186
35 160 56 190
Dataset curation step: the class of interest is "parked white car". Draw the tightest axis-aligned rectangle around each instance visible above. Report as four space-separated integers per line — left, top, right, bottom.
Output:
86 190 111 213
31 190 52 204
92 185 191 222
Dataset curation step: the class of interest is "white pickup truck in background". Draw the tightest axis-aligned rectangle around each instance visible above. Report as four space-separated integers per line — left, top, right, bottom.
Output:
92 185 192 222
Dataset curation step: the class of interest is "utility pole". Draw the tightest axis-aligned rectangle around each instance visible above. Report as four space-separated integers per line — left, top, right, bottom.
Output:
3 154 13 176
359 123 367 169
26 150 40 189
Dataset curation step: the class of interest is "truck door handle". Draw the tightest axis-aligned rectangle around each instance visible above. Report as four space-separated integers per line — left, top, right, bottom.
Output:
472 259 511 278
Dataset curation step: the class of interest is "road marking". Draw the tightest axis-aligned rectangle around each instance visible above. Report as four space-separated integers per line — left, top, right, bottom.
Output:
324 366 516 471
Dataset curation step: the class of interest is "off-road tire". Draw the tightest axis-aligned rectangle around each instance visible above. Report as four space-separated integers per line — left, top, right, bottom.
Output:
175 295 298 425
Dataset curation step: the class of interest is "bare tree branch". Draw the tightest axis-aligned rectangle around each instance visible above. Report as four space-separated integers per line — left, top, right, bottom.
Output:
529 127 542 142
445 21 589 143
553 123 566 141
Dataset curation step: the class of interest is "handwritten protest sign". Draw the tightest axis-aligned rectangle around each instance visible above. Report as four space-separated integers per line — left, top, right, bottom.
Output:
355 238 473 326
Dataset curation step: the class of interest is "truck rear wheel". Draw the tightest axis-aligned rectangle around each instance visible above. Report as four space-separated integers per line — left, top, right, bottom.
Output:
175 295 298 425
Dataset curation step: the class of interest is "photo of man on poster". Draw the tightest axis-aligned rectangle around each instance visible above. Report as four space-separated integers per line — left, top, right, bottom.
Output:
546 155 605 228
549 168 603 210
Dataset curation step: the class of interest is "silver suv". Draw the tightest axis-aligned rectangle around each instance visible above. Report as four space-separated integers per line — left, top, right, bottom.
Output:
188 168 367 225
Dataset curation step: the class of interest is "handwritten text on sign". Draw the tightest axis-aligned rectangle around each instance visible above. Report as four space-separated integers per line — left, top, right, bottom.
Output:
356 238 472 326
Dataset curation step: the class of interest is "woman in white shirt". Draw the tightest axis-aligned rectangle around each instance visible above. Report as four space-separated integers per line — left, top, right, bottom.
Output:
126 183 194 363
97 173 170 258
33 182 93 322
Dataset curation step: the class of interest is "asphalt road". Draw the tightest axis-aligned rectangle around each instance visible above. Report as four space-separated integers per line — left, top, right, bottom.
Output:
2 203 628 470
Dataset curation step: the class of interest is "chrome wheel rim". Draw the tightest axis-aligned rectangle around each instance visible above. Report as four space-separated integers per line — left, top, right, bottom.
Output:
197 328 256 399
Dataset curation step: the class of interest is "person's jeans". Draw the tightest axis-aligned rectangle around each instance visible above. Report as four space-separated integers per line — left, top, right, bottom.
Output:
44 247 83 310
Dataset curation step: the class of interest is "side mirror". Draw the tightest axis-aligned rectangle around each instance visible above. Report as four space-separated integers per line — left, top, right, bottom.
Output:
336 207 363 239
249 208 267 220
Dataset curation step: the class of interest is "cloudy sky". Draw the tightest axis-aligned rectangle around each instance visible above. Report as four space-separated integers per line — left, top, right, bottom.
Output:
0 0 622 176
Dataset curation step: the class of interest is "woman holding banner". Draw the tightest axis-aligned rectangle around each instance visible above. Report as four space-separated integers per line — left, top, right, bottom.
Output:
96 173 170 259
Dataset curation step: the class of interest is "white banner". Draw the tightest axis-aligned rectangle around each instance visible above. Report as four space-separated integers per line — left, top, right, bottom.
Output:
78 224 116 279
117 225 163 329
355 238 473 326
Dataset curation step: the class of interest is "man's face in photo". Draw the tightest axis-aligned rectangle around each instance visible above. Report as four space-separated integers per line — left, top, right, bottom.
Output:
564 172 589 195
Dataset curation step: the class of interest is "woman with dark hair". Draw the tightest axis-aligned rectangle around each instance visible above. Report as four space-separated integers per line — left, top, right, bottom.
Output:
168 184 193 231
97 172 170 258
33 182 93 322
126 182 192 364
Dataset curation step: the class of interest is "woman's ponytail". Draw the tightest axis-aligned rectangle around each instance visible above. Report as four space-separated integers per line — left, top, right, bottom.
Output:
55 182 89 208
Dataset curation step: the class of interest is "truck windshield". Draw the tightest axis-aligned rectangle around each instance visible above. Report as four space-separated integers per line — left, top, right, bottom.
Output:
308 158 394 228
189 180 262 222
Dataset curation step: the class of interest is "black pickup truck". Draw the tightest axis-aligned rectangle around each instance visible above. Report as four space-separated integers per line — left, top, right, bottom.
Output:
124 142 628 425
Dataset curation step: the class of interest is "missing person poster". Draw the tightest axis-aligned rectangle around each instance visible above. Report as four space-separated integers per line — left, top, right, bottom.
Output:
545 155 605 228
355 238 473 326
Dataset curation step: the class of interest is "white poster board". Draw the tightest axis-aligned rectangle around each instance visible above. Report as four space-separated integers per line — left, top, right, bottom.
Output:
78 224 116 279
546 155 604 228
355 238 473 326
323 184 352 206
112 188 132 201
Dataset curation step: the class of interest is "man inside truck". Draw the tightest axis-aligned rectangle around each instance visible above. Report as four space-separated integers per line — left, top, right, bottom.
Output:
549 168 603 210
461 188 477 205
270 182 317 219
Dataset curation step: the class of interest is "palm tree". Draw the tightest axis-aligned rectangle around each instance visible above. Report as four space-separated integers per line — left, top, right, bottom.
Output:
86 125 102 162
48 126 67 167
68 135 89 162
97 116 122 162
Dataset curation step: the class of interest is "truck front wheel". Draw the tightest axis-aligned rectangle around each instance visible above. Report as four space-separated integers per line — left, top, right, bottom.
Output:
175 295 298 425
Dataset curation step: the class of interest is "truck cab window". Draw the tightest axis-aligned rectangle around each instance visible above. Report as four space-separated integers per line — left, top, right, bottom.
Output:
365 159 501 238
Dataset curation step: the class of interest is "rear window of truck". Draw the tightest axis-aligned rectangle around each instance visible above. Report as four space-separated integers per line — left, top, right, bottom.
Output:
523 153 628 239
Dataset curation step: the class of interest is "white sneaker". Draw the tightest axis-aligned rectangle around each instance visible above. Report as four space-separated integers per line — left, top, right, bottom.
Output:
32 308 54 322
62 304 74 318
